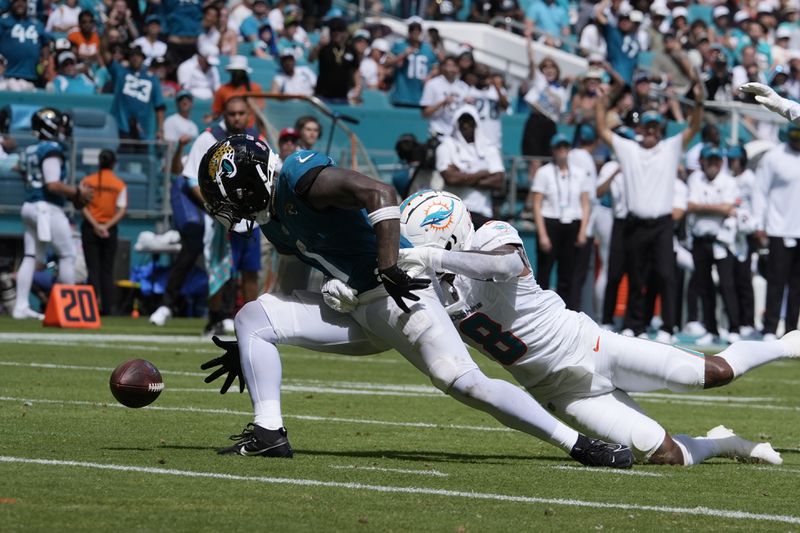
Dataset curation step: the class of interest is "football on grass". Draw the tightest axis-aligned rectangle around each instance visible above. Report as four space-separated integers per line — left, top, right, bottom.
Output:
109 359 164 408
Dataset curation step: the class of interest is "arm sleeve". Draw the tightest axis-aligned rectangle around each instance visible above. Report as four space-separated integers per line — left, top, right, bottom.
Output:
116 186 128 208
778 96 800 124
42 156 62 185
419 79 436 106
435 141 453 173
531 165 548 193
440 250 526 282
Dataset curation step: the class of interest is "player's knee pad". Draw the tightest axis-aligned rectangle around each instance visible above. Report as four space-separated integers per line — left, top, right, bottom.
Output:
234 300 277 345
630 421 667 461
664 359 705 392
428 358 478 393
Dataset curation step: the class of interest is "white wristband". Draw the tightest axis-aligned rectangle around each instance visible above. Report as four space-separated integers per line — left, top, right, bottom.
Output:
367 206 401 226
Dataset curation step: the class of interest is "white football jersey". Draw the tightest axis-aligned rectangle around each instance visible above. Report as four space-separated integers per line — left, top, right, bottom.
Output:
443 221 589 398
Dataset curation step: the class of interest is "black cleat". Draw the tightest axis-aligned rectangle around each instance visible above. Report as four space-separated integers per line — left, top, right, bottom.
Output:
569 434 634 469
217 423 294 458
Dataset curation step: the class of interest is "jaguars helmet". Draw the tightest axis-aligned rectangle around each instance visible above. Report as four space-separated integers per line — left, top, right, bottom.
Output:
199 134 278 230
399 189 474 251
32 107 70 141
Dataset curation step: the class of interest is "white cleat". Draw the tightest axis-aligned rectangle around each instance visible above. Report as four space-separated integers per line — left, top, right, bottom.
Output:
12 307 44 320
762 332 777 342
706 425 783 465
683 321 707 336
621 328 635 337
654 330 675 344
149 305 172 326
222 318 235 334
779 330 800 358
726 332 741 344
694 332 715 346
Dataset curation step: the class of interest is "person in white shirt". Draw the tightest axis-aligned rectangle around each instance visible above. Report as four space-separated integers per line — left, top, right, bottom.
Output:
531 132 592 310
420 55 468 137
270 48 316 96
131 15 168 67
359 38 389 90
753 123 800 340
436 106 505 227
46 0 81 33
726 145 757 338
163 89 199 145
177 43 221 100
687 145 741 343
465 63 509 149
596 84 704 342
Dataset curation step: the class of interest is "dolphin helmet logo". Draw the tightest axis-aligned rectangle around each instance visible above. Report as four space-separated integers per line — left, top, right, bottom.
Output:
420 199 455 231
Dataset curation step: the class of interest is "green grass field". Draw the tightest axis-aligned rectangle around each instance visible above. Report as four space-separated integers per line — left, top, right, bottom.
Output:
1 317 799 532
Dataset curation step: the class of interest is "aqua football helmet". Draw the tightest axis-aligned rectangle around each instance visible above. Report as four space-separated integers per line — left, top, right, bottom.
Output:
399 189 474 251
199 134 277 230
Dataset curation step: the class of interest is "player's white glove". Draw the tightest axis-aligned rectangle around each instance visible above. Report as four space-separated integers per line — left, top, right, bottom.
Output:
739 82 784 114
321 277 359 313
397 247 444 278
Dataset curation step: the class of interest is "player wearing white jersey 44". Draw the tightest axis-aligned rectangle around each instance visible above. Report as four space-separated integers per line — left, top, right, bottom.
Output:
386 190 798 466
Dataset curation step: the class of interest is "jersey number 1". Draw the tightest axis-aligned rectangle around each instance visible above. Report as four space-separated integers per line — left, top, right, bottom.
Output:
459 312 527 365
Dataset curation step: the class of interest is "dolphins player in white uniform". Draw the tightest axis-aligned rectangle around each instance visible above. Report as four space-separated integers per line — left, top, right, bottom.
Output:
362 190 799 466
740 82 800 125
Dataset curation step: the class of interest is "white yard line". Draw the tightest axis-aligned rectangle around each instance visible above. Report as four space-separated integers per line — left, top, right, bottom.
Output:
169 386 440 398
0 332 211 344
1 455 798 525
547 465 665 477
0 396 512 433
330 464 448 477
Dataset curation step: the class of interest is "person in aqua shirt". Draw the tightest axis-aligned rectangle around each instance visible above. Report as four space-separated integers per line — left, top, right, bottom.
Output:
109 45 166 151
47 51 96 94
387 17 438 107
0 0 51 91
240 0 273 58
524 0 570 40
594 3 640 85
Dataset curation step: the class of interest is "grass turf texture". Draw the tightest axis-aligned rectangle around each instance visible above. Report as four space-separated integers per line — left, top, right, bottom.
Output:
1 317 799 532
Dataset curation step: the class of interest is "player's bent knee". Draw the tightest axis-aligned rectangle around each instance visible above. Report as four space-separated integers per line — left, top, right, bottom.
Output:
234 301 277 344
430 360 479 393
665 361 704 392
630 419 667 460
703 355 734 388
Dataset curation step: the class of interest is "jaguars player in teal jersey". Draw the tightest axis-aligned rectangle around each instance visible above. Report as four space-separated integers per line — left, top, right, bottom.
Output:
13 108 91 320
198 134 633 468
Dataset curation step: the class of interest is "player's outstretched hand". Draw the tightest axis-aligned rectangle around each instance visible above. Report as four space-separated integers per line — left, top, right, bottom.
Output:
397 247 444 278
379 264 431 313
569 434 634 469
201 336 245 394
739 82 783 113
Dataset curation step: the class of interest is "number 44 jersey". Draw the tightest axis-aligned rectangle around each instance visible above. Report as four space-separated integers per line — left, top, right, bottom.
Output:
443 221 590 399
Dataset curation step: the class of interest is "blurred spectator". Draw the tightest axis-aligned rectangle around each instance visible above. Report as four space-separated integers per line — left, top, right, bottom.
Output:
352 29 371 63
132 15 167 67
68 10 102 70
426 0 462 21
421 55 468 137
240 0 274 58
594 2 640 85
521 42 568 179
268 0 290 33
387 17 438 108
149 56 179 99
294 115 321 150
162 0 202 66
530 132 592 310
46 0 81 34
0 0 51 91
80 149 127 316
651 31 694 96
310 17 360 104
469 0 523 25
705 51 734 105
426 27 446 61
732 45 767 97
436 106 505 227
277 126 299 161
47 51 95 94
524 0 570 41
110 46 166 150
465 63 509 148
727 144 757 339
0 55 9 91
753 123 800 340
198 5 221 51
163 89 199 146
644 4 670 54
212 55 265 124
105 0 139 45
687 145 740 344
271 48 316 96
604 85 632 130
773 25 793 66
579 13 608 58
359 37 389 90
736 20 772 72
568 68 604 126
685 124 722 173
278 15 311 59
177 42 221 100
457 48 474 78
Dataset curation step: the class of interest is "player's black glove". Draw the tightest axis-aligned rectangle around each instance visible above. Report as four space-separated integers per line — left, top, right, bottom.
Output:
569 434 634 469
200 336 245 394
379 264 431 313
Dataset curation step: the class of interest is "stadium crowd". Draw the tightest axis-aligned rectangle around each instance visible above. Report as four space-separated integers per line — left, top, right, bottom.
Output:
2 0 800 345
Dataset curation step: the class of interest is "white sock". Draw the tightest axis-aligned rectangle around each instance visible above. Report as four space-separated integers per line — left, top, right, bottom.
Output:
14 256 35 312
449 370 579 452
716 340 790 379
672 434 721 465
236 302 284 430
57 256 75 285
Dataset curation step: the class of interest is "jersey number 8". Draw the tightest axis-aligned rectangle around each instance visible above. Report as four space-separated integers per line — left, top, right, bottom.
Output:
459 312 527 365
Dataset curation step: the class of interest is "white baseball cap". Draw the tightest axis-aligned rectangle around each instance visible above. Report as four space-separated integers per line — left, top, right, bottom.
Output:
672 6 689 19
370 38 390 53
713 6 730 18
225 54 252 72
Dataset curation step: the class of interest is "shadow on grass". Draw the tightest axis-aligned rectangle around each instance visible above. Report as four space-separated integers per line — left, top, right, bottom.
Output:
295 448 564 465
101 445 219 452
